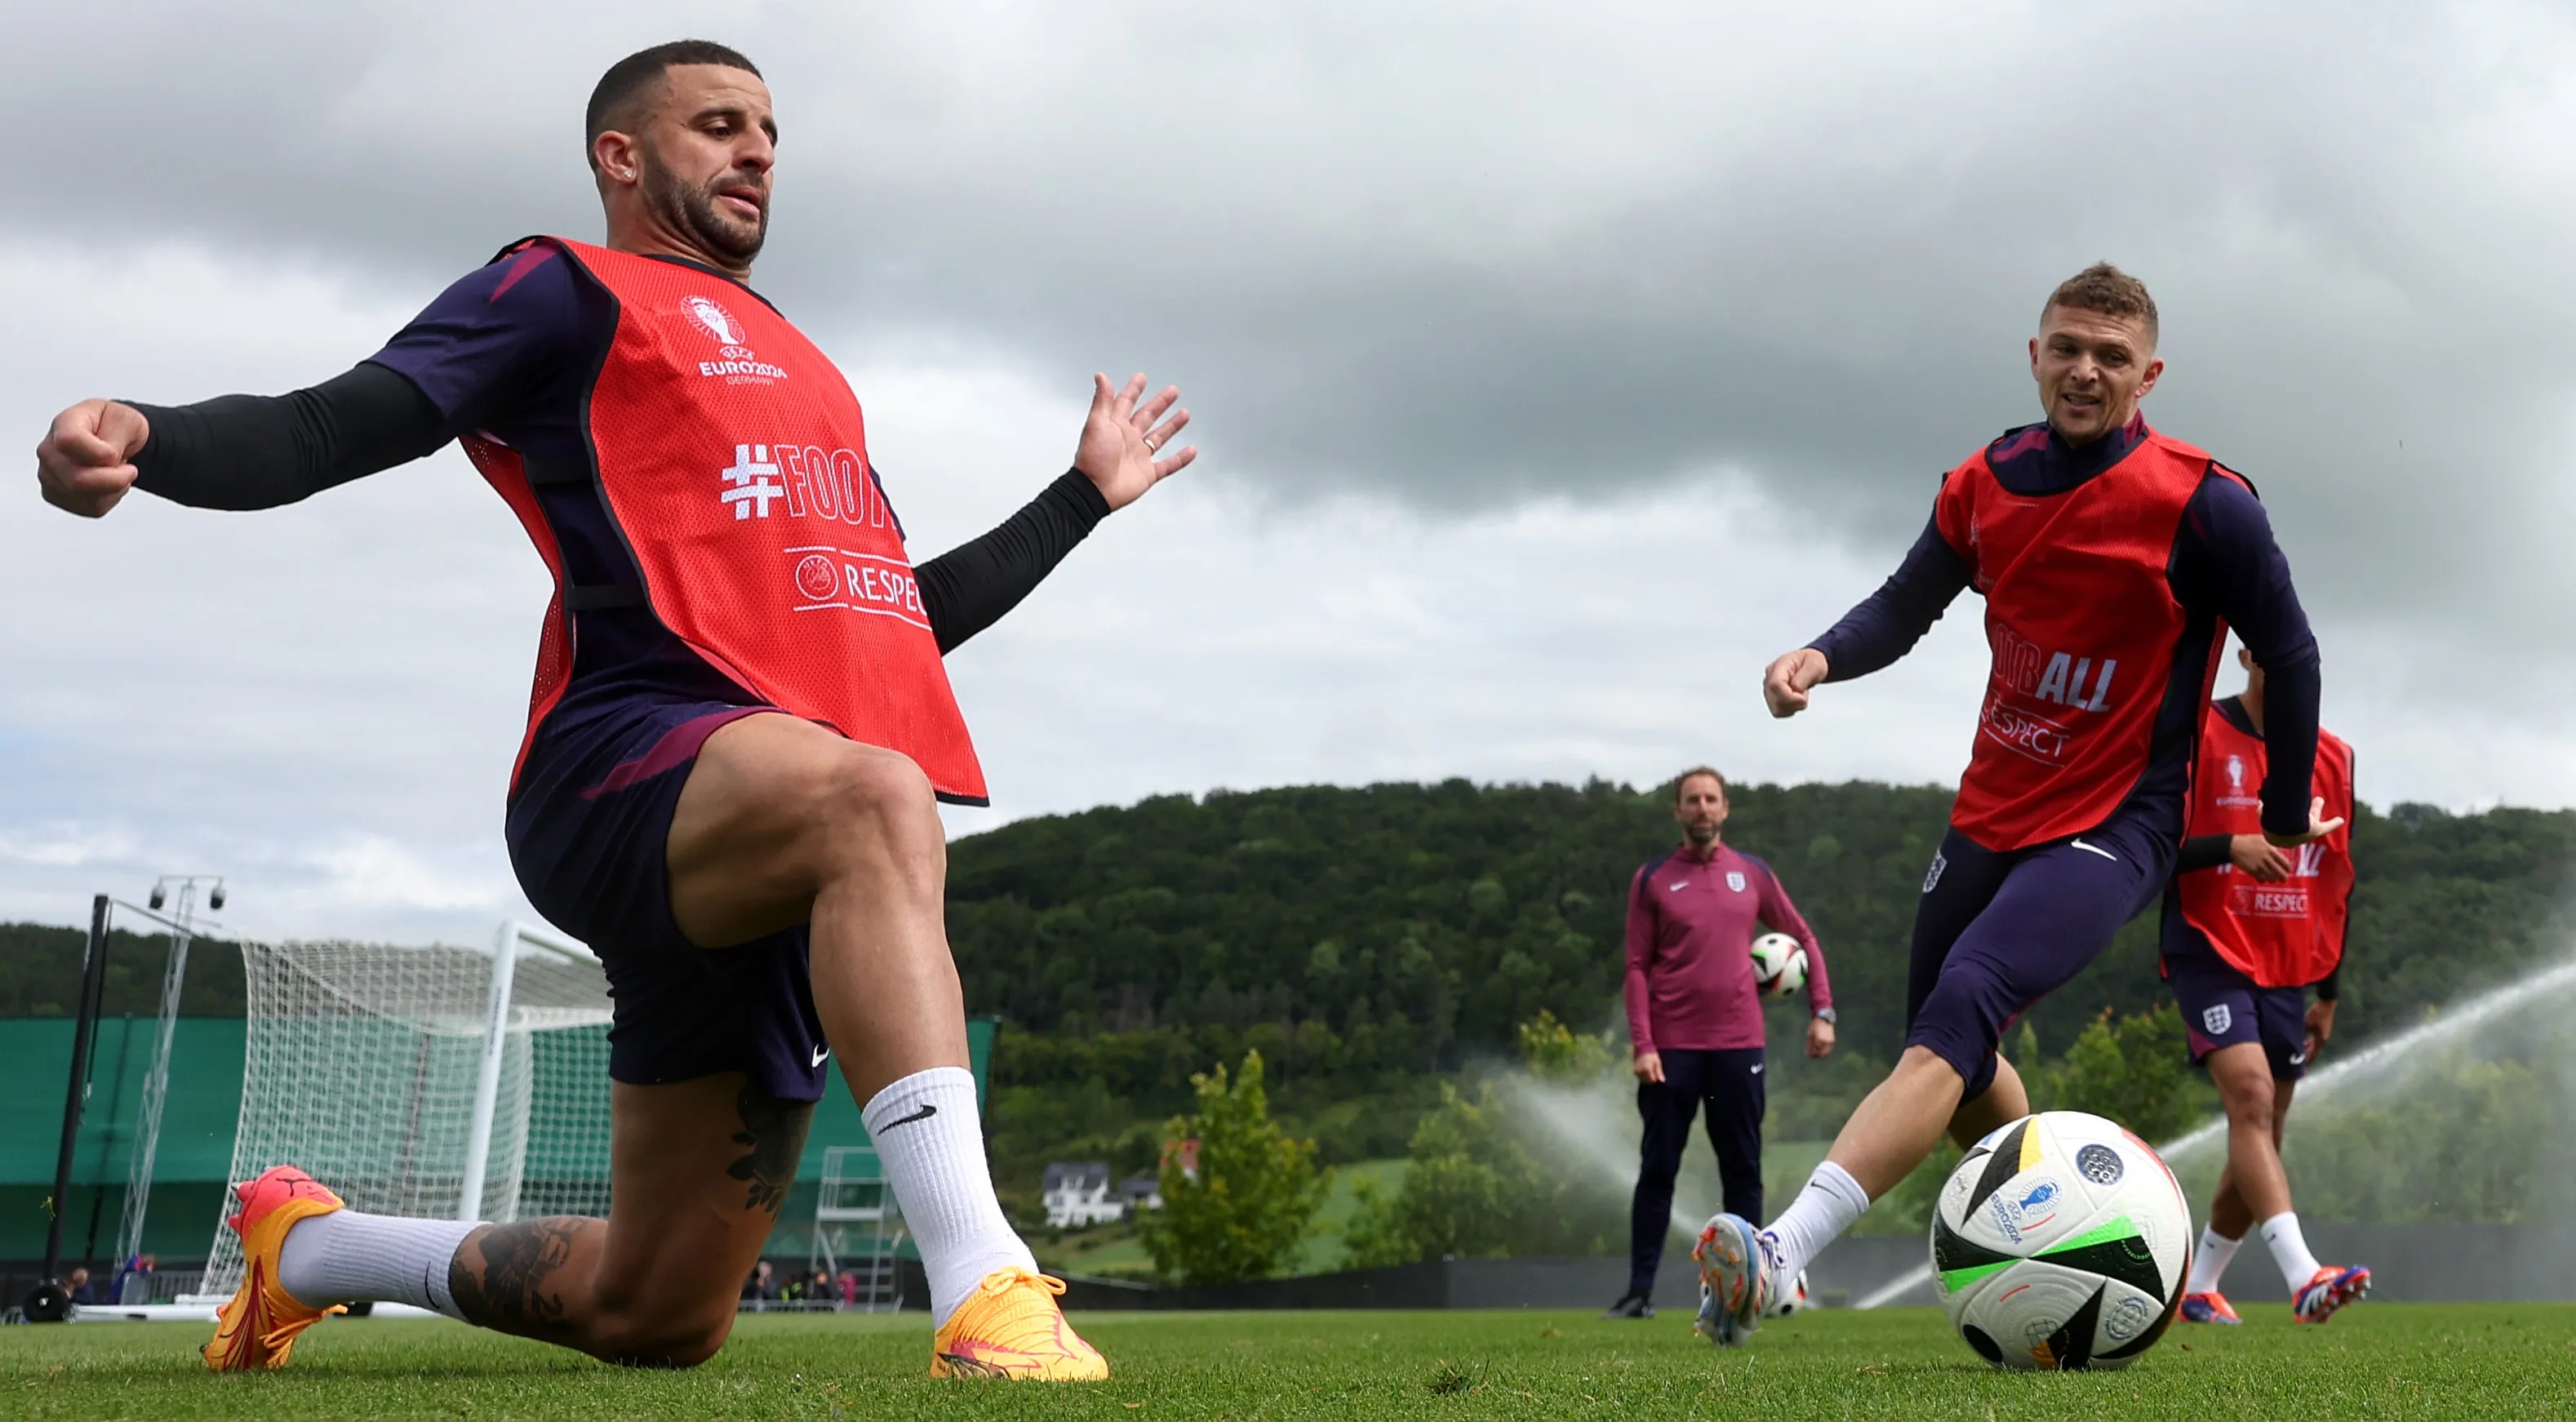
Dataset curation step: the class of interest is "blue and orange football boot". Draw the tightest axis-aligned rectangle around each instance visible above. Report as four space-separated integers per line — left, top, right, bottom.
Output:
1690 1213 1776 1346
2178 1291 2242 1324
2292 1264 2371 1324
202 1166 347 1371
930 1269 1108 1380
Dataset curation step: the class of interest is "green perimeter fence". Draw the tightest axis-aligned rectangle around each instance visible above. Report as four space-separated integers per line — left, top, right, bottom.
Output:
1 1016 994 1269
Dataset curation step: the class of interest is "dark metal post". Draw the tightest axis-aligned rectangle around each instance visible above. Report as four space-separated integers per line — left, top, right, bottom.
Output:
28 895 111 1320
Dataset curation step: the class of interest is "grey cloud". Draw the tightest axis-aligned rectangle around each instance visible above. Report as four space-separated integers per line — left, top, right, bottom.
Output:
13 2 2576 620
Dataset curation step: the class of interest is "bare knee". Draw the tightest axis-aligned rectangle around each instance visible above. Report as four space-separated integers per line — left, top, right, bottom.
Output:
808 747 943 868
1895 1044 1962 1083
2219 1073 2276 1129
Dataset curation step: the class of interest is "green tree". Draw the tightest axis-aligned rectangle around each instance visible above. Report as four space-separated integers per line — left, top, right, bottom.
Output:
1344 1082 1537 1266
1342 1078 1623 1265
1514 1009 1613 1084
1138 1051 1328 1285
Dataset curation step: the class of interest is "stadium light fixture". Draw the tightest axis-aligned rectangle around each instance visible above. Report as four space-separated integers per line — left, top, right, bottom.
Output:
147 875 226 926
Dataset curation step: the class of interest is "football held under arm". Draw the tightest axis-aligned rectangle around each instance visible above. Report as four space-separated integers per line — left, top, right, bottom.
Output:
1752 862 1832 1015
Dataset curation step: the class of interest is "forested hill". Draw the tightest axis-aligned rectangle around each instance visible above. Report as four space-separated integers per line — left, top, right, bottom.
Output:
7 779 2571 1067
946 779 2576 1070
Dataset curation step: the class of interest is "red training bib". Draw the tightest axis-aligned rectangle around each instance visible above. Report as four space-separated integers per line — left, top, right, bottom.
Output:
1934 428 2236 850
465 238 986 802
2178 706 2353 988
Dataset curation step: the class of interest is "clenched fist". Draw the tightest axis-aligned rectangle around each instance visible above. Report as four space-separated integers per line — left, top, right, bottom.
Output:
37 399 150 518
1763 647 1830 718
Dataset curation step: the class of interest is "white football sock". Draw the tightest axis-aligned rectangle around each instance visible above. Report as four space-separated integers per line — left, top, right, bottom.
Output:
276 1208 478 1319
2185 1223 2242 1295
1761 1160 1872 1281
2259 1211 2323 1290
864 1066 1037 1326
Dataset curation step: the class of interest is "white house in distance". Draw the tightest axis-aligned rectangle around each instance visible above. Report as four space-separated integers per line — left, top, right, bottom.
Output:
1042 1162 1124 1229
1119 1173 1162 1214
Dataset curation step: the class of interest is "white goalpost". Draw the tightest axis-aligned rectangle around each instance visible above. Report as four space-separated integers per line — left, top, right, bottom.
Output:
187 921 614 1302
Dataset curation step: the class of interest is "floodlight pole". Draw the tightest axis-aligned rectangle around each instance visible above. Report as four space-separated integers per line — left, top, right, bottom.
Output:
114 878 221 1288
29 895 113 1321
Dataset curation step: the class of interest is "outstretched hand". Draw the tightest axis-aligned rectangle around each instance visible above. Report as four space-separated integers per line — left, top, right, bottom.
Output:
38 399 150 518
1073 373 1195 512
2264 797 2346 849
1763 648 1830 718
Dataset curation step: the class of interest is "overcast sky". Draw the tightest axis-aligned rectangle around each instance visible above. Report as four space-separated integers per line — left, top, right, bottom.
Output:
6 2 2574 943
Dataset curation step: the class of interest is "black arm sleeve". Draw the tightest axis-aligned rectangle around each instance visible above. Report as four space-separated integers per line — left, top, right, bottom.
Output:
916 470 1112 654
2176 833 2233 873
128 362 449 511
2316 964 2339 1002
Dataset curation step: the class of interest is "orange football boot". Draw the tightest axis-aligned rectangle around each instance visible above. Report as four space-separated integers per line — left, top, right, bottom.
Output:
929 1268 1108 1380
202 1166 348 1371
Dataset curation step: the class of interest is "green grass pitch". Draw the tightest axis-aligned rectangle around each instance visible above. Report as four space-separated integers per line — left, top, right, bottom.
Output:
8 1305 2574 1420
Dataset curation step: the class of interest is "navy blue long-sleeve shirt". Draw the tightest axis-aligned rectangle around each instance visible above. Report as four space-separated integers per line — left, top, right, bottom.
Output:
1808 416 2321 842
127 246 1107 669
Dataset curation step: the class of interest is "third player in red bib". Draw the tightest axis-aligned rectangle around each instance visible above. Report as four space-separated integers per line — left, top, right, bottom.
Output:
1694 263 2342 1345
2168 647 2369 1325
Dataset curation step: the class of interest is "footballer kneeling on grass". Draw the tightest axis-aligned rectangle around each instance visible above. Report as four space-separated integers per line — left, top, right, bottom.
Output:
33 39 1195 1380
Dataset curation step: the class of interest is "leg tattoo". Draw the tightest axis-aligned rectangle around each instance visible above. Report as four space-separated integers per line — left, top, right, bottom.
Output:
449 1218 585 1337
726 1088 814 1213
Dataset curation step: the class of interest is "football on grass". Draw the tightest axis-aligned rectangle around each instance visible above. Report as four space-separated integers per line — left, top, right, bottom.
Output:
1933 1110 2189 1371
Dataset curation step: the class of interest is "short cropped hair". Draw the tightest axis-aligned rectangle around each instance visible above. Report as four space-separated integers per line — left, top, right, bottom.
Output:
2043 262 2158 345
1672 767 1727 803
585 40 762 170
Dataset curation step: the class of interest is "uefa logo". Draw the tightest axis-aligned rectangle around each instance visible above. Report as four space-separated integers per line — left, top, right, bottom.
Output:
793 554 840 602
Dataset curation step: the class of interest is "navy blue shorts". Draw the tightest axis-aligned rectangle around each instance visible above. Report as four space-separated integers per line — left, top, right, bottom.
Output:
1904 811 2177 1100
504 695 831 1103
2167 950 2309 1081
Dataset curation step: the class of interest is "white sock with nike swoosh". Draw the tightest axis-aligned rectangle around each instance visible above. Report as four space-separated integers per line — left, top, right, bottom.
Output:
1761 1160 1871 1282
276 1208 477 1318
863 1066 1036 1326
2260 1211 2324 1291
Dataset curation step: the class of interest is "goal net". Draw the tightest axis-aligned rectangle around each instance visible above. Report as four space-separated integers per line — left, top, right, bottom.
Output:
196 922 612 1297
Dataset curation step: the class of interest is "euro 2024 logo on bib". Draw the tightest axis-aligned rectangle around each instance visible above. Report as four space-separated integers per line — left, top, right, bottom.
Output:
684 295 746 351
684 295 788 384
2218 752 2259 808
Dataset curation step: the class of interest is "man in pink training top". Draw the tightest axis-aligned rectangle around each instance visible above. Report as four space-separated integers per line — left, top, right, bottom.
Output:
1603 767 1834 1320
